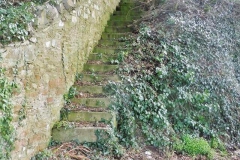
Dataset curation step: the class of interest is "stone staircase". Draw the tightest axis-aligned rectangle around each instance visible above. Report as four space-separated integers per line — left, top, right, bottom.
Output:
52 0 142 143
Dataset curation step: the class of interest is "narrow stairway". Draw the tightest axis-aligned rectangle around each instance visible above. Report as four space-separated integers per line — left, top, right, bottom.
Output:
52 0 142 143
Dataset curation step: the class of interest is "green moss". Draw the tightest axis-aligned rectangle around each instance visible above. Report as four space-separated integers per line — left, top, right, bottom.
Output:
174 135 214 159
210 138 226 151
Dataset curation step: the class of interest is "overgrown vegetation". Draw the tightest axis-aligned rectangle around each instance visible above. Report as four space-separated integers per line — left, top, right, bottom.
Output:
84 129 125 159
0 55 17 159
103 0 240 158
0 1 35 45
28 0 240 159
0 0 54 45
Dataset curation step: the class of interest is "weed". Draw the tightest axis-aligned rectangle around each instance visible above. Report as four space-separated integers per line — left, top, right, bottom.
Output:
64 86 77 104
75 73 83 81
53 121 73 129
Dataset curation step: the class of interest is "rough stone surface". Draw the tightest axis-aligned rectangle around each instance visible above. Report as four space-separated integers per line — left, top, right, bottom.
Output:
0 0 120 159
67 111 114 122
52 127 109 143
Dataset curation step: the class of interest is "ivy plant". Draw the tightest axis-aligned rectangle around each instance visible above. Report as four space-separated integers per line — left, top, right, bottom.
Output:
0 67 17 159
106 0 240 157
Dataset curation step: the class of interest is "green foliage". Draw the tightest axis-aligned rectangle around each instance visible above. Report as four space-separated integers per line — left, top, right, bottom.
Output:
174 135 213 159
0 67 17 159
67 86 76 99
31 149 53 160
0 0 58 45
48 138 62 148
53 121 73 129
210 138 226 152
109 26 215 149
106 0 240 156
75 73 83 81
60 107 69 121
63 86 76 104
86 129 125 158
111 51 128 64
171 0 240 146
0 2 35 44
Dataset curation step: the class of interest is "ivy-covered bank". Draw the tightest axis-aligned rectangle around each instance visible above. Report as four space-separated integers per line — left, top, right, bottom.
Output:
104 0 240 159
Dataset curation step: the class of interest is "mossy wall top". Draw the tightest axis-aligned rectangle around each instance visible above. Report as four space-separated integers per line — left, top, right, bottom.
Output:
0 0 120 159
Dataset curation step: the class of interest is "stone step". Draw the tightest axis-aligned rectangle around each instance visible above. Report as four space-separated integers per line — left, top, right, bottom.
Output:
93 47 116 54
97 39 130 46
93 47 129 54
52 126 109 143
52 0 142 146
113 10 143 16
101 32 131 39
110 14 141 21
71 98 111 108
96 44 130 51
75 85 103 94
104 26 133 33
107 20 132 26
80 74 120 82
119 1 135 5
83 64 118 72
87 53 118 62
67 111 115 123
115 4 135 12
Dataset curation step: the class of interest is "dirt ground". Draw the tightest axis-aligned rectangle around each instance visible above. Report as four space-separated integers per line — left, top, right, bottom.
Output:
49 143 240 160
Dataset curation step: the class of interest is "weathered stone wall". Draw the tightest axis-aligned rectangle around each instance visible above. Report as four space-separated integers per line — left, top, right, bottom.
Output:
0 0 120 159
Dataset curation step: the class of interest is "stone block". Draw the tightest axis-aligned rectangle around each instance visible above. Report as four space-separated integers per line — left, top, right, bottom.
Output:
71 98 111 108
80 73 119 82
67 111 114 122
55 0 65 13
75 85 103 94
52 127 109 143
62 0 76 11
46 4 59 21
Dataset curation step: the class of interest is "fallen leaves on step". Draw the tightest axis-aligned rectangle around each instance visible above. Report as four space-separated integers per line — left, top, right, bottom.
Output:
50 142 91 160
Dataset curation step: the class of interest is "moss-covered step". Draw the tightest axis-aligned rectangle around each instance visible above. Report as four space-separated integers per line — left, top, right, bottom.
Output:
75 85 103 94
101 33 132 39
80 74 120 82
71 98 111 108
67 111 115 123
96 42 128 49
52 126 109 143
110 15 141 21
87 53 118 62
83 64 118 72
93 47 129 54
116 4 135 12
104 26 133 33
118 0 135 5
95 45 129 51
107 20 132 26
97 39 131 46
113 10 143 16
92 47 115 54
